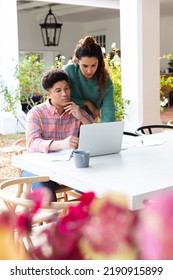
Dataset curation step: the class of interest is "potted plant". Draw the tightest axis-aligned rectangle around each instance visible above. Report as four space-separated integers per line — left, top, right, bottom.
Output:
0 54 51 134
15 54 46 112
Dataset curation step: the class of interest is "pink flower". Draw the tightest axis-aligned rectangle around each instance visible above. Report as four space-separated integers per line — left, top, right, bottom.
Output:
80 196 138 258
16 212 32 235
14 188 53 236
33 222 83 260
136 191 173 259
0 211 15 229
58 192 95 234
30 192 95 260
26 188 52 213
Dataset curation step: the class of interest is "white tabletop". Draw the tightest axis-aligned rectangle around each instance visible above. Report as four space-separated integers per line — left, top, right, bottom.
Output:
12 131 173 210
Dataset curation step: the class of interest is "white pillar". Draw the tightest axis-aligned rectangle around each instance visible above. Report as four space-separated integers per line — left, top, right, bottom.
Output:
120 0 161 131
0 0 19 98
0 0 25 134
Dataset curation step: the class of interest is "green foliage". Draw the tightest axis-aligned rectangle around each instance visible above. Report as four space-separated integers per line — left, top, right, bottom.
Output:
160 53 172 61
15 54 46 108
54 55 66 69
160 54 173 111
0 79 19 113
160 74 173 90
105 50 130 121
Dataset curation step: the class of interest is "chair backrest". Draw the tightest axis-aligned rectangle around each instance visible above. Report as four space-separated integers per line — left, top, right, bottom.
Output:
0 176 79 220
0 178 19 212
136 124 173 134
12 138 27 155
12 138 27 178
123 131 140 137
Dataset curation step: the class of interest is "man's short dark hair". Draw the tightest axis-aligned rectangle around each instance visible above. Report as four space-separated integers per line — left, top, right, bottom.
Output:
42 69 69 91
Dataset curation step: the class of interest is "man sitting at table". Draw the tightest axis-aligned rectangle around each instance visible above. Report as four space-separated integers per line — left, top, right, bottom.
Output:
22 69 94 201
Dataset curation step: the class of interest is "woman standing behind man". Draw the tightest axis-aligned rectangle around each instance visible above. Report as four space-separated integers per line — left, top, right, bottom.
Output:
64 36 116 122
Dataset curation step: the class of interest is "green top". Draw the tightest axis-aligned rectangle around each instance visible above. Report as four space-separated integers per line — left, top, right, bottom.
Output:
64 64 116 122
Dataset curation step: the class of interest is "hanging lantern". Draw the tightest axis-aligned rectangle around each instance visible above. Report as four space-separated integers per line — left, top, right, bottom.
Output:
40 6 63 47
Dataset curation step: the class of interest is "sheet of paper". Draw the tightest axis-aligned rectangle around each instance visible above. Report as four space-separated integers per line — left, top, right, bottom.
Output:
122 135 165 150
46 149 74 161
48 149 73 161
135 137 166 147
26 149 74 162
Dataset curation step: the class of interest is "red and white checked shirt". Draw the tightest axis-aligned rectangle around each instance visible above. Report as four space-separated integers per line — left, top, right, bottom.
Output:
26 100 94 153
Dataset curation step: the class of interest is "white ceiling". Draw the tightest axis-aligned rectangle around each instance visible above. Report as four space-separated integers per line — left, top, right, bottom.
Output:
17 0 119 22
17 0 173 22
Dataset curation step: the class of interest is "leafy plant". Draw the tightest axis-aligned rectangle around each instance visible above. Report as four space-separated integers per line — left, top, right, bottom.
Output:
105 48 130 121
0 79 26 130
54 55 66 69
160 54 173 111
15 54 46 112
0 79 19 113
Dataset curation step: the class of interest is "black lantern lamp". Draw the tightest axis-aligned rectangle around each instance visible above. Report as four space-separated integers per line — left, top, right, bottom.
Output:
40 6 63 47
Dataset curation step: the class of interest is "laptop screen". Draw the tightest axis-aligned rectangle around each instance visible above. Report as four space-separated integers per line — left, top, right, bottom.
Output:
78 121 124 157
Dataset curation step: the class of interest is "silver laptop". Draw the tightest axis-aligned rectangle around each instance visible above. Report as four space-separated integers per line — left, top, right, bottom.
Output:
78 121 124 157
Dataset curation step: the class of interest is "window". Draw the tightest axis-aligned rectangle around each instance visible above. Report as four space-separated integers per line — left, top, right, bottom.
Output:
94 35 106 50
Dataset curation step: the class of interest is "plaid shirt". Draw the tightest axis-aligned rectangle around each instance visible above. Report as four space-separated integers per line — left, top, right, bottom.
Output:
26 100 94 153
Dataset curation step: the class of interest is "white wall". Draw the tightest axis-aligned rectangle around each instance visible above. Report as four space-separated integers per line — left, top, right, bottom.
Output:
86 18 120 54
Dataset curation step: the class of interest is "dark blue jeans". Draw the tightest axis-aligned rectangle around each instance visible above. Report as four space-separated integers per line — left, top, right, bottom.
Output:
22 170 58 201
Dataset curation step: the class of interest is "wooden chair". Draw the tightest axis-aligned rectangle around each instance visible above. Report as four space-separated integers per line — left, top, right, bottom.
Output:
167 120 173 126
0 176 79 257
11 138 81 202
136 124 173 134
0 178 19 212
0 176 79 224
12 138 27 156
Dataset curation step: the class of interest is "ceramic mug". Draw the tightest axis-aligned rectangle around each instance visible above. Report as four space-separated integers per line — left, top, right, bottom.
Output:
73 150 90 168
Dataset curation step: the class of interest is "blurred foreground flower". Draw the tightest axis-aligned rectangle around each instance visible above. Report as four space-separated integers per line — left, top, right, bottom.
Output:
136 192 173 259
1 188 173 260
31 192 139 260
0 212 29 259
80 194 138 259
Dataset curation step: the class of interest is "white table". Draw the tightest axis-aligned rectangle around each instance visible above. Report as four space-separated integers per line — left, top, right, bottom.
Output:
12 131 173 210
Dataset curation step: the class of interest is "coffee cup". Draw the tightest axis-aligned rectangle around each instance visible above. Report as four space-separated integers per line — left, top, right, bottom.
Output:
73 150 90 168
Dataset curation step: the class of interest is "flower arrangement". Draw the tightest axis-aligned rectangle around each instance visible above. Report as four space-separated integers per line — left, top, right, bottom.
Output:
1 188 173 260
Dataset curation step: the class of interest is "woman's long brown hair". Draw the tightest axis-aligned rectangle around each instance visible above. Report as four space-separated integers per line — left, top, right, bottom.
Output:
72 36 110 96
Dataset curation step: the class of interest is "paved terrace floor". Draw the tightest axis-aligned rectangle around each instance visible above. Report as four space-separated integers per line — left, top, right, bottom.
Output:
160 106 173 124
